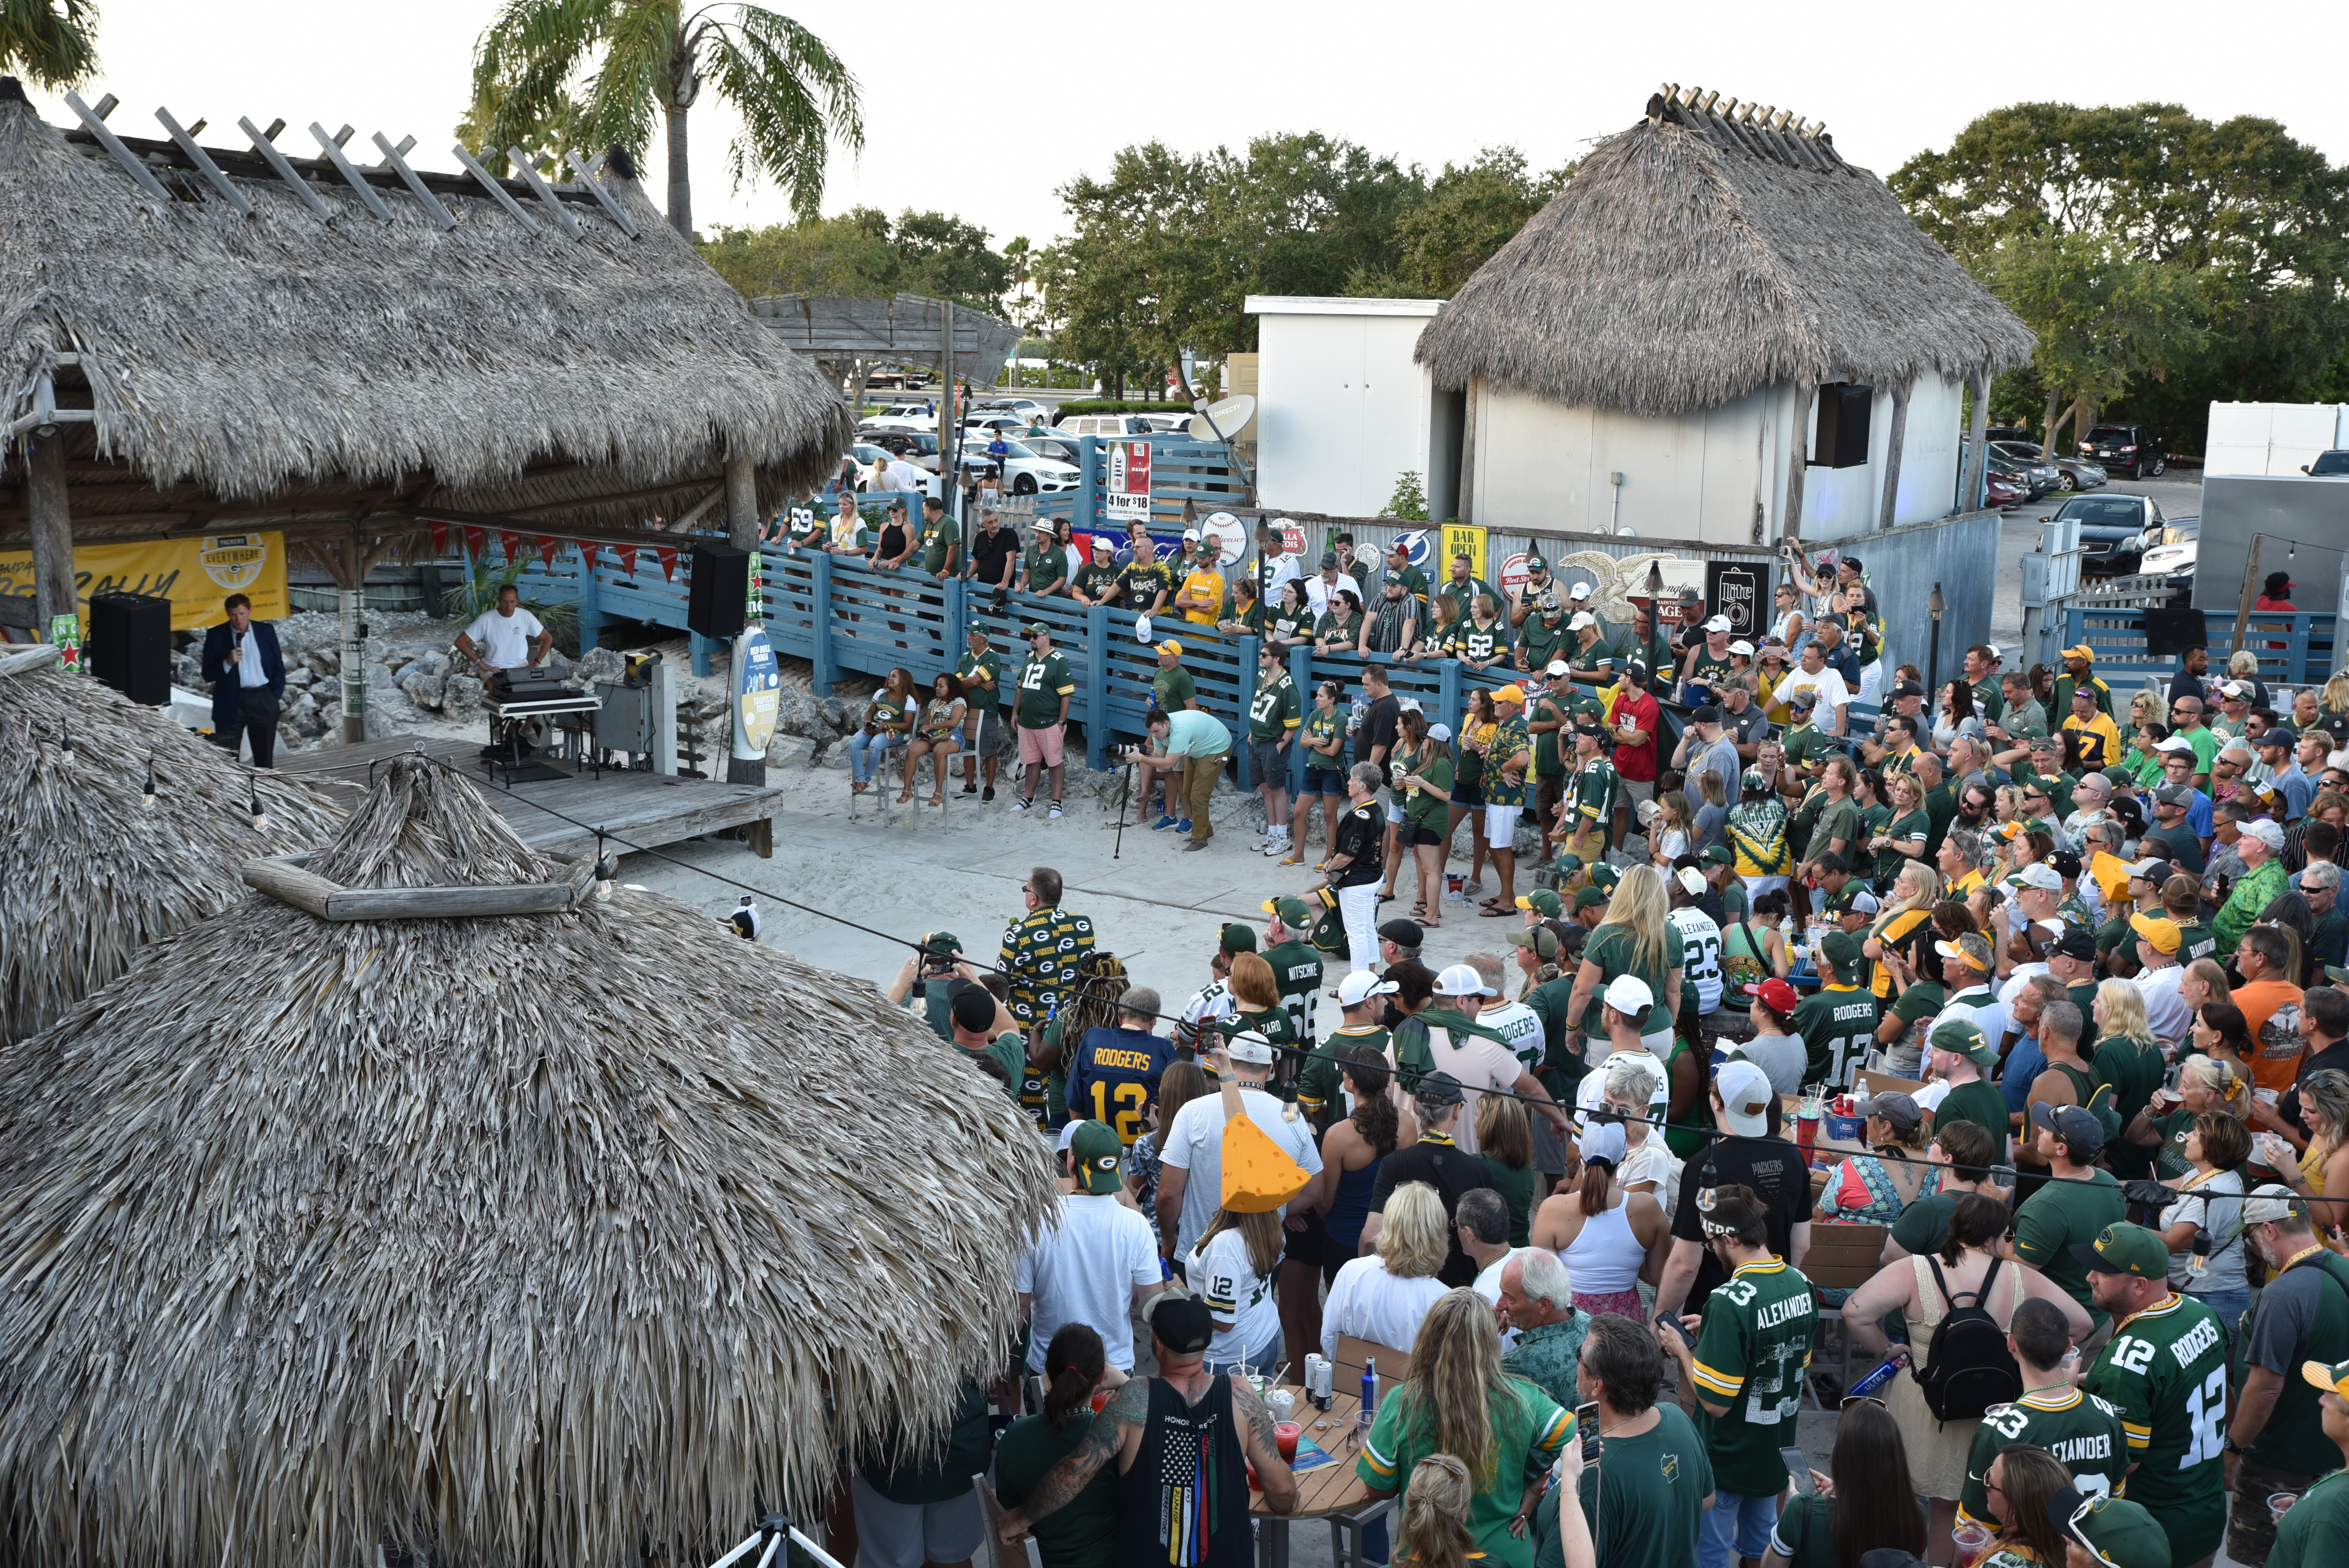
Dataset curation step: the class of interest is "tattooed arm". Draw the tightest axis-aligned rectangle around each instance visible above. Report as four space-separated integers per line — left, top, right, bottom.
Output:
997 1377 1148 1543
1231 1376 1298 1514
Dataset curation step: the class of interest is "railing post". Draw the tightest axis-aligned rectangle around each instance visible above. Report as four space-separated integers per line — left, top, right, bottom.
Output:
1085 602 1109 772
2289 614 2311 687
576 544 604 654
1439 657 1462 738
1078 437 1099 532
811 549 836 695
946 575 968 667
1235 633 1261 790
1289 643 1313 798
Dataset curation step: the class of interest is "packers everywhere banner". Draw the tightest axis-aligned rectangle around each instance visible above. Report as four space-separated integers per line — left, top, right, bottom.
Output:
0 532 289 633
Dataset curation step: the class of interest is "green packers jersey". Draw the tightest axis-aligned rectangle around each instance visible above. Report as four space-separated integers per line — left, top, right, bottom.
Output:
2085 1293 2229 1568
1568 758 1618 837
1688 1258 1816 1497
1262 937 1324 1049
1249 675 1303 743
1153 663 1196 713
918 513 960 572
1567 637 1614 676
1790 984 1878 1091
1458 620 1510 663
1529 692 1572 775
1215 1003 1299 1062
1779 724 1842 772
1296 1025 1388 1121
1072 559 1119 600
1013 649 1075 729
1959 1390 2130 1525
1727 800 1791 877
997 906 1096 1028
956 647 1003 709
1021 544 1069 592
1115 558 1169 606
1519 618 1569 672
1686 650 1735 690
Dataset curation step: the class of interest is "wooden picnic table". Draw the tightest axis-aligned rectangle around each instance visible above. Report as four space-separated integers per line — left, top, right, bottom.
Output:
1250 1383 1384 1567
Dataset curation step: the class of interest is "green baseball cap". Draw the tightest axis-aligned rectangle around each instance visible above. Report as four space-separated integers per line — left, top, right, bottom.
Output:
1068 1120 1127 1194
1553 853 1584 875
1220 922 1258 955
1928 1017 1994 1072
1588 863 1621 894
2302 1356 2349 1398
1817 929 1862 978
1515 889 1564 917
2053 1489 2168 1568
919 931 962 962
2070 1222 2169 1281
1525 552 1547 571
1573 887 1610 911
1697 845 1734 868
1023 621 1051 637
1261 894 1312 927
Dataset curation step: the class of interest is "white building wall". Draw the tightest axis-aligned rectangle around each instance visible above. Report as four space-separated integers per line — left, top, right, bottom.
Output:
1472 371 1968 543
1248 297 1441 519
2205 402 2349 476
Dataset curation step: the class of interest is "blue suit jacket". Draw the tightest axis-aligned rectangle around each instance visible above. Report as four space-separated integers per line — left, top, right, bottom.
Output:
200 619 287 732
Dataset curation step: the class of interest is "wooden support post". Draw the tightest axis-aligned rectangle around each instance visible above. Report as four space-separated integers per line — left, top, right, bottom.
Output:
1783 382 1814 542
25 431 76 629
724 451 765 788
1877 378 1912 532
1288 644 1314 798
2231 535 2265 662
1459 376 1480 526
810 549 836 695
1235 634 1261 791
938 299 959 525
1960 371 1991 513
1083 603 1109 772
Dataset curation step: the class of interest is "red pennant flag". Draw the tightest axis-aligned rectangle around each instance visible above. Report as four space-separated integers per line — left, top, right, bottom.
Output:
428 519 448 553
656 545 679 582
499 530 521 562
462 525 485 559
620 545 636 578
538 535 560 569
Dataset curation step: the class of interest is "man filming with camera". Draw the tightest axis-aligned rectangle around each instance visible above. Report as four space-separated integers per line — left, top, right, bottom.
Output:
1140 707 1233 852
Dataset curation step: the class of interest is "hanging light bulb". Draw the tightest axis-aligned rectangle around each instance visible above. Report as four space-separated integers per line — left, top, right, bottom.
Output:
142 754 158 809
57 722 74 764
593 832 616 901
249 786 266 831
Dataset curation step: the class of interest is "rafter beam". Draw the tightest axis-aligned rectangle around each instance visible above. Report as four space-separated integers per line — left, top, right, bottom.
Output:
155 106 253 215
240 117 332 219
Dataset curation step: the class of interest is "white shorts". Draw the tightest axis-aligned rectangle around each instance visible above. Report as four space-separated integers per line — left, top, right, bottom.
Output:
1619 778 1656 807
1485 804 1523 846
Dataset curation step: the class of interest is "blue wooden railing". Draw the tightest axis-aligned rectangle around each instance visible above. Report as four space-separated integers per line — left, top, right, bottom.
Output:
2060 606 2338 690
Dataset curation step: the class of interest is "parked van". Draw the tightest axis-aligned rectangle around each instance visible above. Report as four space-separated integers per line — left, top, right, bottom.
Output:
1057 413 1159 438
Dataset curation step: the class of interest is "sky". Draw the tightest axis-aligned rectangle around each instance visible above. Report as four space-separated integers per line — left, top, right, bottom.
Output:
28 0 2349 267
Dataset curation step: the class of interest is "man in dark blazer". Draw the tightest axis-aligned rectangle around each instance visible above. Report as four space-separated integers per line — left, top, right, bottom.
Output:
200 592 287 767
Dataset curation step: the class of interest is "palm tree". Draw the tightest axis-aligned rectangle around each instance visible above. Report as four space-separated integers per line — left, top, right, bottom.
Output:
1 0 102 89
470 0 863 241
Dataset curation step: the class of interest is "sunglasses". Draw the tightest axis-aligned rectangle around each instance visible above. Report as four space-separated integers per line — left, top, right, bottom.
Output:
1839 1393 1887 1412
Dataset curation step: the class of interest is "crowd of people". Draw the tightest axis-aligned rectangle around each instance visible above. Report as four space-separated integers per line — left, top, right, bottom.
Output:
832 535 2349 1568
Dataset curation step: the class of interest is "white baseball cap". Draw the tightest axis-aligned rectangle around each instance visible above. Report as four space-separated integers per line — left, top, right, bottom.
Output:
1433 963 1499 998
2154 736 2197 755
1578 1119 1627 1165
1568 582 1593 600
1601 974 1653 1015
1428 722 1452 742
1675 866 1707 896
1715 1060 1773 1135
1226 1028 1275 1064
1704 615 1732 633
1728 639 1755 657
1568 611 1597 631
2018 863 2064 891
1337 971 1399 1006
2242 819 2286 852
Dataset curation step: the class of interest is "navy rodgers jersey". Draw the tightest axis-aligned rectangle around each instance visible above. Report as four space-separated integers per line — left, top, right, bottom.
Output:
1067 1025 1175 1147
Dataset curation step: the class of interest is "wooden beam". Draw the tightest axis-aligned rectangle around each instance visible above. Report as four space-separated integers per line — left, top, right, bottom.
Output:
24 432 74 625
500 477 726 519
1877 378 1912 532
239 856 341 917
309 123 392 219
241 855 574 920
505 147 583 239
155 106 253 215
450 144 542 232
371 133 456 230
63 90 172 202
239 117 333 219
1960 371 1991 512
565 149 640 239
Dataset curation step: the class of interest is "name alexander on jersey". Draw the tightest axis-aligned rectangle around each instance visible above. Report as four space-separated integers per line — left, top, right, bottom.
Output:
1748 1293 1814 1331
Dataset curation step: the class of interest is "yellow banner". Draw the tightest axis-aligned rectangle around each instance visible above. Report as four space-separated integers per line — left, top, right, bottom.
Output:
0 532 289 633
1441 522 1487 581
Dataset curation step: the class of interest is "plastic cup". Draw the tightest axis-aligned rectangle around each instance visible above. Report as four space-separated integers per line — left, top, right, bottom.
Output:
1951 1522 1991 1568
1276 1422 1301 1462
1269 1390 1296 1425
2270 1491 2299 1523
1089 1390 1109 1413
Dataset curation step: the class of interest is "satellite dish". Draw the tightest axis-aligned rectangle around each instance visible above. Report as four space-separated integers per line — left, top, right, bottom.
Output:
1188 395 1256 442
1200 510 1248 567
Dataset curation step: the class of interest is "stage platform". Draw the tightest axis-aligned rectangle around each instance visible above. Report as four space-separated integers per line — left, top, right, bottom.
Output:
275 734 782 859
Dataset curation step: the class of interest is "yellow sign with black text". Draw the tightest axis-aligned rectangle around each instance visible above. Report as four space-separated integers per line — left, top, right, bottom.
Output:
0 532 288 632
1441 523 1486 582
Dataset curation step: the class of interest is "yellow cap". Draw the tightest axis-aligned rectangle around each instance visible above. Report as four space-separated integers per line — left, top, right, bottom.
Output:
1155 639 1183 656
1493 684 1527 704
2129 912 2181 954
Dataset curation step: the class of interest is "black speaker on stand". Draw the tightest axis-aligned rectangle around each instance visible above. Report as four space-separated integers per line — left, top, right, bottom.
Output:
686 543 749 640
2144 607 2208 659
88 592 173 706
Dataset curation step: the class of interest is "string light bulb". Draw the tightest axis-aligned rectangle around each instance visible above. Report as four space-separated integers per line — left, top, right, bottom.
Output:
593 831 615 901
142 754 158 809
57 722 74 764
249 787 266 832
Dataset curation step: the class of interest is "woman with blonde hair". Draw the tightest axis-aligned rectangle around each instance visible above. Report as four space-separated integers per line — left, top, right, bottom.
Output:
1321 1180 1451 1361
1565 864 1684 1059
1863 861 1941 1004
1404 593 1461 664
2258 1068 2349 1238
1394 1454 1478 1568
1356 1288 1574 1568
2089 979 2168 1174
2127 1043 2254 1181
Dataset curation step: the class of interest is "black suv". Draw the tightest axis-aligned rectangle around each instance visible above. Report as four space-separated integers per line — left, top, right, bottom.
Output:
2080 424 2167 478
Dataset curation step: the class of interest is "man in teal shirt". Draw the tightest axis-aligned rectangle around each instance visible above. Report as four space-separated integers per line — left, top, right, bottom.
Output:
1147 707 1234 851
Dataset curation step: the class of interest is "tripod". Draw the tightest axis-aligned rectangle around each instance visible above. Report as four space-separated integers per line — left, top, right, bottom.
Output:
705 1512 845 1568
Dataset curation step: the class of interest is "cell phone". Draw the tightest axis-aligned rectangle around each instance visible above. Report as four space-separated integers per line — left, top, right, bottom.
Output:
1558 1399 1596 1462
1780 1448 1814 1494
1656 1310 1697 1349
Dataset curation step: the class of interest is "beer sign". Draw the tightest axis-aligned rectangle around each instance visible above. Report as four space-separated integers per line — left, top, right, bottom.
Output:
1705 561 1766 639
1106 440 1152 520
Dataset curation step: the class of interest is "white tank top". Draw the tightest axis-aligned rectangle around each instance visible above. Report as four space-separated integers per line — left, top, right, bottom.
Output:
1559 1196 1644 1295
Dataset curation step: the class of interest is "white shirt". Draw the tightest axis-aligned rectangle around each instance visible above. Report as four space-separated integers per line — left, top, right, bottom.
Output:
1417 1019 1526 1157
464 606 545 668
1304 573 1345 618
1574 1047 1671 1126
1998 965 2049 1008
1176 980 1233 1051
1478 998 1545 1074
1187 1226 1281 1367
1162 1086 1324 1256
2132 962 2191 1048
1617 1136 1681 1219
1320 1255 1450 1362
232 625 269 688
1016 1192 1160 1372
1773 666 1852 728
1668 907 1725 1014
1258 551 1302 604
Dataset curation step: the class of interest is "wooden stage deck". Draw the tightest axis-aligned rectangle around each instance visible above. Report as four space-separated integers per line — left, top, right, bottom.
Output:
276 734 784 859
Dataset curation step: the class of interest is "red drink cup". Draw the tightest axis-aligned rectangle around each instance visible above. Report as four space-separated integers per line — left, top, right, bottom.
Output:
1089 1390 1109 1413
1276 1422 1301 1462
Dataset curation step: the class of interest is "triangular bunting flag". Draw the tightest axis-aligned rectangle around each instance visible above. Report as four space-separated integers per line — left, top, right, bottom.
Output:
620 546 636 578
656 545 679 582
462 525 485 559
538 535 560 569
499 530 521 562
428 519 448 553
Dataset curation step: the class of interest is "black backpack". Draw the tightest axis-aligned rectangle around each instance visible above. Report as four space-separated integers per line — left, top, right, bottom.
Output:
1913 1255 2021 1424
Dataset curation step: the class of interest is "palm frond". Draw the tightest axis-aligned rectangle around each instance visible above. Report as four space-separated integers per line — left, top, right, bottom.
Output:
0 0 101 90
578 0 674 163
469 0 627 158
702 4 863 220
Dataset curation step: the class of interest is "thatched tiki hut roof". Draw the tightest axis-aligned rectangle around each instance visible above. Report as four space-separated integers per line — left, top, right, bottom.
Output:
0 756 1056 1568
1414 86 2035 420
0 643 344 1044
0 75 851 579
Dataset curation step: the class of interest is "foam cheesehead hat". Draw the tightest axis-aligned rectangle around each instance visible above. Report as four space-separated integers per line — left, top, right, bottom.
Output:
1068 1119 1126 1194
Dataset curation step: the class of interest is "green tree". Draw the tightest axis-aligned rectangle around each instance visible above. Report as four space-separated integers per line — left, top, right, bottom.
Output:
0 0 99 89
1350 146 1572 297
454 80 591 177
1893 102 2349 445
697 205 1012 308
469 0 864 239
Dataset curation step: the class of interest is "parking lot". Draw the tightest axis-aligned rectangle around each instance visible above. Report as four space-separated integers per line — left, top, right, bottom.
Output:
1987 469 2206 647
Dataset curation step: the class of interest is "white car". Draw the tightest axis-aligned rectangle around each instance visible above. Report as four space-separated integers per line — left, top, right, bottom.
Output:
975 397 1049 422
970 437 1079 495
863 403 938 431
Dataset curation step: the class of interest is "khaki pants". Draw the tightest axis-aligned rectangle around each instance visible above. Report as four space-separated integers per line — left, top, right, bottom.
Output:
1564 823 1608 866
1184 751 1227 842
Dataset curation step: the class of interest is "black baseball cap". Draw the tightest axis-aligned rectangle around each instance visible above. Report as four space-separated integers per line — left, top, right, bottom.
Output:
1378 918 1424 947
950 986 996 1033
1890 680 1925 700
1144 1290 1217 1356
1690 704 1722 725
2051 928 2099 962
1414 1071 1465 1106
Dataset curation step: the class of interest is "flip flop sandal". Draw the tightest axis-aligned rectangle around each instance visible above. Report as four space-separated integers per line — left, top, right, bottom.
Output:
1478 904 1513 917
